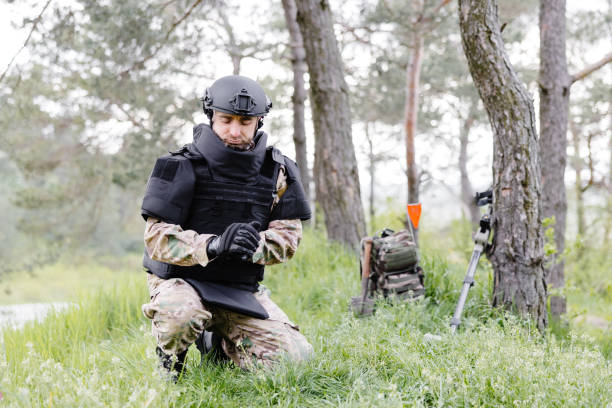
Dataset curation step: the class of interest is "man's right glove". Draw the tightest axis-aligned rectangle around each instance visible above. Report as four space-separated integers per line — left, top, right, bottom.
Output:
206 221 261 262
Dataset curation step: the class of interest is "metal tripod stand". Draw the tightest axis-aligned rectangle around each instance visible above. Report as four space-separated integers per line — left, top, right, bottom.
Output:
450 189 493 333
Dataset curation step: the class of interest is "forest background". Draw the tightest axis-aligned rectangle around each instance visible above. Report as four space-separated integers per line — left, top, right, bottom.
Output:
2 0 610 278
0 0 611 406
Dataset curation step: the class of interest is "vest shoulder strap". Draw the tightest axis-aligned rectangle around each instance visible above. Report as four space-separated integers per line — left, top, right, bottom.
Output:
269 146 284 164
259 147 284 185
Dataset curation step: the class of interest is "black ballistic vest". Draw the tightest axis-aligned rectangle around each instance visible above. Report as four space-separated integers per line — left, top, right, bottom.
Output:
143 125 283 292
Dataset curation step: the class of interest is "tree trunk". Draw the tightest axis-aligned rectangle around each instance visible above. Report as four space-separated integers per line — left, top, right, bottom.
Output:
402 0 452 237
405 16 423 242
459 0 548 331
365 122 375 223
281 0 311 203
458 110 480 225
576 180 585 238
539 0 569 317
295 0 366 250
405 15 423 209
231 56 241 76
218 7 242 75
569 121 586 237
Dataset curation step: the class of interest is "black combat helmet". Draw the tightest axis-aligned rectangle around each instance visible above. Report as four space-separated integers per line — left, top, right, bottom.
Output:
202 75 272 123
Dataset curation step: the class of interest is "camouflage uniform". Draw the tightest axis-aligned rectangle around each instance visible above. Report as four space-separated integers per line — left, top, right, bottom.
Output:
142 167 313 368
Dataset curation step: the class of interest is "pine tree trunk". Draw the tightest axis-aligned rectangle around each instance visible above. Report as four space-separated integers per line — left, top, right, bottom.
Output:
295 0 366 249
405 24 423 209
459 0 548 331
281 0 311 203
405 19 423 242
539 0 569 317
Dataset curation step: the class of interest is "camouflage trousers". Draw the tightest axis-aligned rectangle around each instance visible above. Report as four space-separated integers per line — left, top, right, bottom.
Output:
142 274 313 369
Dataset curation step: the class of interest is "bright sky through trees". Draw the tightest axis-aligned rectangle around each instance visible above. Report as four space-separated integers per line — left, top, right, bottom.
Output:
1 0 608 223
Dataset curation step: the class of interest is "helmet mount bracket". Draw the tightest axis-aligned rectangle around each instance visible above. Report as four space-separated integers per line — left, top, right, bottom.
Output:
230 89 257 114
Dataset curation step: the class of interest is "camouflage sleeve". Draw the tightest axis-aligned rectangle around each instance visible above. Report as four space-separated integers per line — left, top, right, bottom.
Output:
252 219 303 265
272 165 287 209
144 218 214 266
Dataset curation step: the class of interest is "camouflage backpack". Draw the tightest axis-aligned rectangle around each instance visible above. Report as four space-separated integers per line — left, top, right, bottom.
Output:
351 228 425 316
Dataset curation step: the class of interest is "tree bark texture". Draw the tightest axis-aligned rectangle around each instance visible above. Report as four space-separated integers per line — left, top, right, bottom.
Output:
295 0 366 249
281 0 311 203
459 0 547 331
539 0 569 317
458 111 480 225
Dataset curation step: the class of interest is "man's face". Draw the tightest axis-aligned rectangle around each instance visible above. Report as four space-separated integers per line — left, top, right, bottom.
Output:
212 111 259 149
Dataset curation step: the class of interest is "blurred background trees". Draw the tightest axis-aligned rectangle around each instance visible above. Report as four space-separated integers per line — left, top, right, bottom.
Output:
1 0 610 327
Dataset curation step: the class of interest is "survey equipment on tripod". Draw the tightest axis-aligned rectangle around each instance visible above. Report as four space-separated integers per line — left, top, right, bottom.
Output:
450 189 493 333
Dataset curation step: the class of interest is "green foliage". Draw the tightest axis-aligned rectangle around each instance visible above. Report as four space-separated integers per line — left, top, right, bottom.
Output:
2 229 610 407
0 0 304 266
444 217 479 264
565 237 612 308
561 237 612 359
543 216 558 258
368 200 406 235
0 0 216 256
565 238 612 299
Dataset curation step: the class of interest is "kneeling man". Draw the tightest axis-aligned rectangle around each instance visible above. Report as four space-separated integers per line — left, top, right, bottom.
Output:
140 75 312 377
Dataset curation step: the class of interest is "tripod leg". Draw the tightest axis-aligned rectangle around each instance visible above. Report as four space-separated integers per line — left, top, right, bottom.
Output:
450 245 484 332
450 200 493 333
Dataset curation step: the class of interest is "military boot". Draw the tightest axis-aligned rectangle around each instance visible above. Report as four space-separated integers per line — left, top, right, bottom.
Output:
155 347 187 382
195 330 228 363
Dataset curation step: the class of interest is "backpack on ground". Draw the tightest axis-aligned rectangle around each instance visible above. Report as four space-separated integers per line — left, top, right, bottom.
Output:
351 228 425 316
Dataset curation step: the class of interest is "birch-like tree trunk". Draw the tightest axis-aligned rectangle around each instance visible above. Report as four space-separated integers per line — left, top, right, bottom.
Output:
405 1 424 209
295 0 366 249
459 0 547 331
403 0 452 237
539 0 570 317
281 0 311 203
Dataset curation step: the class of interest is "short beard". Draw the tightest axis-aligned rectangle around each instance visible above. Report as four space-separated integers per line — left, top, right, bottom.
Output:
224 140 255 151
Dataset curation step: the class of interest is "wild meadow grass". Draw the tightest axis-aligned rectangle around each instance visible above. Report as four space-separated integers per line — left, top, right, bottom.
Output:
1 227 611 407
0 253 142 305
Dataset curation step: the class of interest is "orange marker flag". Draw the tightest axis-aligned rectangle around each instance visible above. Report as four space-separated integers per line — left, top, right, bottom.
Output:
407 203 422 230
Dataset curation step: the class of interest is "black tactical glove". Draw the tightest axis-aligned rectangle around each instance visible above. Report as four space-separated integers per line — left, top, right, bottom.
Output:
206 221 261 262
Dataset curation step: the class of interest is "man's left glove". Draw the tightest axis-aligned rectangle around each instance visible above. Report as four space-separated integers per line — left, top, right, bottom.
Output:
206 221 261 262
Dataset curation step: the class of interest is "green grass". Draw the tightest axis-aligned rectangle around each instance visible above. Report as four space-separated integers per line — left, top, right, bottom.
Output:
1 228 611 407
0 254 142 305
563 237 612 359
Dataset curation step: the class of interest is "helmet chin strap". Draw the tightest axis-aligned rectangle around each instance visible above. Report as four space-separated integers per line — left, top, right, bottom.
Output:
254 117 264 138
